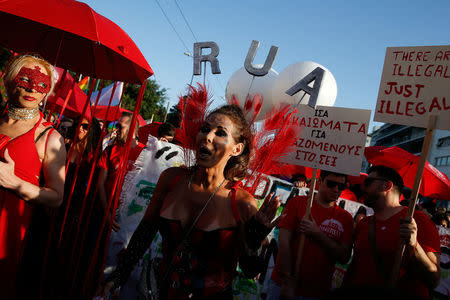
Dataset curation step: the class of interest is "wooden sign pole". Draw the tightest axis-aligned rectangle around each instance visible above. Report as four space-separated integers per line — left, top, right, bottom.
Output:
389 114 437 286
294 168 318 276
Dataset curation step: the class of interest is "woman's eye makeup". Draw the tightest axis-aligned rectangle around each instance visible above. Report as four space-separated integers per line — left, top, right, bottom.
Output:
20 77 30 82
216 129 227 137
200 125 210 133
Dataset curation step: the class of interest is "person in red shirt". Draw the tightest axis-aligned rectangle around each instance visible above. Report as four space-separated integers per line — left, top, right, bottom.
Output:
268 170 354 300
98 112 145 231
343 165 441 299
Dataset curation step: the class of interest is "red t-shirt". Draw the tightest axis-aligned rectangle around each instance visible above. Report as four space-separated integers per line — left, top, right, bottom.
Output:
346 207 441 299
98 142 145 200
271 196 354 297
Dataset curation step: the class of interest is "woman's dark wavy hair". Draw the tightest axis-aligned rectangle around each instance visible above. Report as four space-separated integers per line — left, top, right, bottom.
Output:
208 104 253 181
69 117 102 157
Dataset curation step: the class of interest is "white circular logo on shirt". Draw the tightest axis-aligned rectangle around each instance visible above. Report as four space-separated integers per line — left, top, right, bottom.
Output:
320 219 344 239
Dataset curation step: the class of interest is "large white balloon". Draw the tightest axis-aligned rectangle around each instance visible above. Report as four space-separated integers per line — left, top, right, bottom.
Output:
271 61 337 108
225 65 278 122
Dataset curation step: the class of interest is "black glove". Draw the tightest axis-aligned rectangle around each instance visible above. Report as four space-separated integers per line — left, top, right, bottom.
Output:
244 216 271 250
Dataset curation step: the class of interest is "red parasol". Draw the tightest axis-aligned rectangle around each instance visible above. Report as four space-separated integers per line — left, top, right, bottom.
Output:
93 105 146 126
364 146 450 201
46 68 92 119
0 0 153 83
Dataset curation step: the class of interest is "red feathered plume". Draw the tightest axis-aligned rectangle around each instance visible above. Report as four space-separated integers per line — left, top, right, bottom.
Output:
244 104 303 195
177 85 303 195
178 84 212 165
231 93 264 124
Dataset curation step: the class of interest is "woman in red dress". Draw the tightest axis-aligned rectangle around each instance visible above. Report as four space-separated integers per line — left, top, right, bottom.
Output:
0 54 66 299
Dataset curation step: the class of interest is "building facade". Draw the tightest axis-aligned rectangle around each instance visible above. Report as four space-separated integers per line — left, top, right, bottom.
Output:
370 123 426 155
428 129 450 177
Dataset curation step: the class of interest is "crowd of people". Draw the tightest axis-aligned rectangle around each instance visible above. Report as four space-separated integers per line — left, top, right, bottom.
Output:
0 54 447 300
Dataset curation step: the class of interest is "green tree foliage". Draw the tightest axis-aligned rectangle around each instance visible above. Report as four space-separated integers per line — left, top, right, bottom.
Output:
0 48 13 106
99 78 168 122
0 48 11 70
165 102 182 128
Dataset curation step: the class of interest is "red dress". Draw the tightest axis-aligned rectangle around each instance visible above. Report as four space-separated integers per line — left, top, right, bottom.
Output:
0 113 46 299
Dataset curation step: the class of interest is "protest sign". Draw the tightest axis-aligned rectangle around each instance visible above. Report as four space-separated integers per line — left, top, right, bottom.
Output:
375 45 450 130
280 105 371 176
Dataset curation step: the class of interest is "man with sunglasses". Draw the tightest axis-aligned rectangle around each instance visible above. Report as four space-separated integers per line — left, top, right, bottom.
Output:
98 112 145 232
343 165 441 299
267 170 354 300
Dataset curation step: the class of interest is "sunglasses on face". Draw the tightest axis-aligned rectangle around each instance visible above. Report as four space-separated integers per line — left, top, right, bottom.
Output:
326 179 347 191
80 123 89 130
363 177 388 186
114 123 122 130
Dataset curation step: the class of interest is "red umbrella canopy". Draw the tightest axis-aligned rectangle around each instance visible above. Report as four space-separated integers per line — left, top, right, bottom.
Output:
0 0 153 83
46 68 92 118
94 105 146 126
364 146 450 201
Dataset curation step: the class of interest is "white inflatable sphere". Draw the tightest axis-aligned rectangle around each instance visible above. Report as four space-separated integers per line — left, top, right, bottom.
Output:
225 65 278 122
271 61 337 108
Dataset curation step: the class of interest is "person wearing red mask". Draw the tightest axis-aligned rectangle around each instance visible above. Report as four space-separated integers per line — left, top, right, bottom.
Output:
0 54 66 299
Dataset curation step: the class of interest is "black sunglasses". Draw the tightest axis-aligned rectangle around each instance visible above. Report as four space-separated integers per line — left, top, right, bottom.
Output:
114 123 122 130
363 177 388 186
326 179 347 191
80 123 89 130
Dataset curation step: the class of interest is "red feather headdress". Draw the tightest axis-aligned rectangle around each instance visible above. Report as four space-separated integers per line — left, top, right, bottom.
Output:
177 84 212 166
177 85 303 192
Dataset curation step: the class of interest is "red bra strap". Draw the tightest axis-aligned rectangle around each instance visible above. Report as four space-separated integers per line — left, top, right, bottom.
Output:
169 172 184 190
230 185 241 223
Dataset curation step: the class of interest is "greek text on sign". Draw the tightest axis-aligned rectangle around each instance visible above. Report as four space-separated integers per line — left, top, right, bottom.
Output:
375 45 450 130
280 105 371 176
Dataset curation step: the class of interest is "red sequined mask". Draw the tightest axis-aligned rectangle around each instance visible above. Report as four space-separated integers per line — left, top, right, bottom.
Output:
14 66 51 94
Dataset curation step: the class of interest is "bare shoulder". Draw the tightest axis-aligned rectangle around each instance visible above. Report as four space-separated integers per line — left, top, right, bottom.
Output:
35 122 65 160
235 187 257 222
158 166 188 187
45 127 65 152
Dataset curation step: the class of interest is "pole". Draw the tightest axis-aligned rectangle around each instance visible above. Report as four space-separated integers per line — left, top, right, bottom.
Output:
203 62 206 86
389 114 437 286
294 168 318 276
163 101 170 122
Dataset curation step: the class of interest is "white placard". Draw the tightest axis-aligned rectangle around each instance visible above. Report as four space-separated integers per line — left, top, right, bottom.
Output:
375 45 450 130
280 105 371 176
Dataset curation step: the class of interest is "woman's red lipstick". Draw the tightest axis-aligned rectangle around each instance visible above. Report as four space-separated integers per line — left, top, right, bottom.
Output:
23 96 36 101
